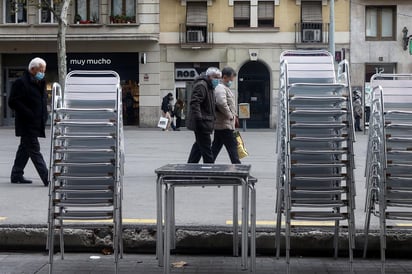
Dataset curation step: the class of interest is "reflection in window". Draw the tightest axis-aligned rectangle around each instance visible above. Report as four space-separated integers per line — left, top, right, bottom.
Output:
40 0 54 23
111 0 136 23
365 6 395 40
75 0 99 23
365 7 377 37
5 0 27 23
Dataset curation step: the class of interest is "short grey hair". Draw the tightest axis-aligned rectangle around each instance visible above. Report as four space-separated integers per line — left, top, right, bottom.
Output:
206 67 222 78
28 57 47 70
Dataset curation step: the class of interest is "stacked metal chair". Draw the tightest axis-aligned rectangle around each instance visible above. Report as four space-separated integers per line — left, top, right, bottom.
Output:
47 71 124 274
363 74 412 272
275 50 356 272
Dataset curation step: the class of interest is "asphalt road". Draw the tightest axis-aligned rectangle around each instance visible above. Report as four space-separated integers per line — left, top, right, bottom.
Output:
0 127 376 229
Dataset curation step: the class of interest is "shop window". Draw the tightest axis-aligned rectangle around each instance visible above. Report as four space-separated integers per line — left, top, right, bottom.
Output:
258 1 274 27
4 0 27 23
111 0 136 24
122 80 139 125
234 1 250 27
39 0 57 23
74 0 99 24
365 6 396 41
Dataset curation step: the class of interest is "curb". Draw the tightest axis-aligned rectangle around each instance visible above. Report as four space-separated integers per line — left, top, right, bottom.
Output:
1 225 412 257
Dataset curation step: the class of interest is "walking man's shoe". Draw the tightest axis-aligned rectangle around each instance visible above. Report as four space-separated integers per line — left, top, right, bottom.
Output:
11 176 33 184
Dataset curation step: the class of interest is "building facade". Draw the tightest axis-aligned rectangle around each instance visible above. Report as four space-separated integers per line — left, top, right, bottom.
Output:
350 0 412 97
0 0 159 127
160 0 350 128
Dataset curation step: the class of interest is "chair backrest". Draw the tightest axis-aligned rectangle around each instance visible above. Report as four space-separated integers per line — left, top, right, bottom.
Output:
64 70 121 108
280 50 336 84
370 74 412 111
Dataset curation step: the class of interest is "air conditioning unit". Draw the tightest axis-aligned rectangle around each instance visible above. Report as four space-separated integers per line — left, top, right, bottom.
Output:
187 30 204 43
302 29 321 42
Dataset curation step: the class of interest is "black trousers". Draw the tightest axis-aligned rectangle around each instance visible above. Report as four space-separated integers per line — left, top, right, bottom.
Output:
355 116 362 131
175 116 182 129
187 131 214 163
212 129 241 164
11 136 48 184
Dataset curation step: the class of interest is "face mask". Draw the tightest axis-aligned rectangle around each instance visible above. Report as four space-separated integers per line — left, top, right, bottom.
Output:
225 81 233 88
35 72 45 80
211 79 219 89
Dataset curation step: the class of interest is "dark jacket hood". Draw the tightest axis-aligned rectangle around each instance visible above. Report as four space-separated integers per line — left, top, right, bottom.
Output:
194 73 212 88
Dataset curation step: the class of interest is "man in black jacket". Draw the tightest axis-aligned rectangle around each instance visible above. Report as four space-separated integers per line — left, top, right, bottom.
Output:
8 57 49 186
187 67 221 163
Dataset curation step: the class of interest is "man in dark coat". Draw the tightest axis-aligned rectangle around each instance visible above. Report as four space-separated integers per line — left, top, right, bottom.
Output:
8 57 49 186
187 67 221 163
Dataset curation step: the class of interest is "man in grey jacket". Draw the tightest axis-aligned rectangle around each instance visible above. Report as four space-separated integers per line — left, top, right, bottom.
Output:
212 67 241 164
187 67 222 163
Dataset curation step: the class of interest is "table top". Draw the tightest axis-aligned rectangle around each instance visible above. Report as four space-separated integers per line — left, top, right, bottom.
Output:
155 164 251 177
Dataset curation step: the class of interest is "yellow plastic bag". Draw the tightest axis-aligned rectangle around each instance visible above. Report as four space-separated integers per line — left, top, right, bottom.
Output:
234 130 249 159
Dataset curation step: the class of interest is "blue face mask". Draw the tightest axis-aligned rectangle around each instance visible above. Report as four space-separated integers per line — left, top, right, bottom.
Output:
225 81 233 88
34 72 45 81
211 79 219 89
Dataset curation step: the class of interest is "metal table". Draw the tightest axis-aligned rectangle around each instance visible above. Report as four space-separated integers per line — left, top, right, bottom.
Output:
155 164 256 274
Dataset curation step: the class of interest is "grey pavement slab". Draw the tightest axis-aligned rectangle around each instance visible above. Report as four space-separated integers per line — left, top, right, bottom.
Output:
1 252 412 274
0 127 376 229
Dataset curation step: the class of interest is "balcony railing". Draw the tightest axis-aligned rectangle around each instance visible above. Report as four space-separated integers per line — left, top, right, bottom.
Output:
179 23 214 49
295 22 329 47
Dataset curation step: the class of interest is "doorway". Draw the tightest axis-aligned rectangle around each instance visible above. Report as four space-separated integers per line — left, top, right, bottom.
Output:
238 61 271 128
3 68 26 126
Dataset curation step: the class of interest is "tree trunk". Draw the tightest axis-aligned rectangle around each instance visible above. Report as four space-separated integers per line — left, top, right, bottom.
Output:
55 0 72 91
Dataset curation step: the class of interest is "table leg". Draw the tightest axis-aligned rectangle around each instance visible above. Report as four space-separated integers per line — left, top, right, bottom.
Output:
171 187 176 250
233 185 239 257
164 184 172 274
156 176 163 266
250 184 256 273
241 180 248 270
244 179 250 270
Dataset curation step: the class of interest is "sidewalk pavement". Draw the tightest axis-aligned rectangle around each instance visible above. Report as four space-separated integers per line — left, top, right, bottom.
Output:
1 252 412 274
1 128 410 255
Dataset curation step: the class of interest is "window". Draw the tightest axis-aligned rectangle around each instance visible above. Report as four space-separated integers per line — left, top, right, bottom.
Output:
258 1 273 27
40 0 56 23
4 0 27 23
300 1 322 42
111 0 136 23
234 1 250 27
185 2 208 43
75 0 99 23
366 6 396 41
301 1 322 23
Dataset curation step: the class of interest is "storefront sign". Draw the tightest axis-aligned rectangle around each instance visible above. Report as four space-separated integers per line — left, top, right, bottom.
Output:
67 52 139 80
175 68 199 80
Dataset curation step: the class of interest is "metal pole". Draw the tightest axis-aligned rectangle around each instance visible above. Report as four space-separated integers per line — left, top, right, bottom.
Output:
329 0 335 56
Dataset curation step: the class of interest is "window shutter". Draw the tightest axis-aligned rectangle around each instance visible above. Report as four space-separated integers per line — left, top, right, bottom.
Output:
301 1 322 22
258 1 274 19
186 1 208 26
234 2 250 19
